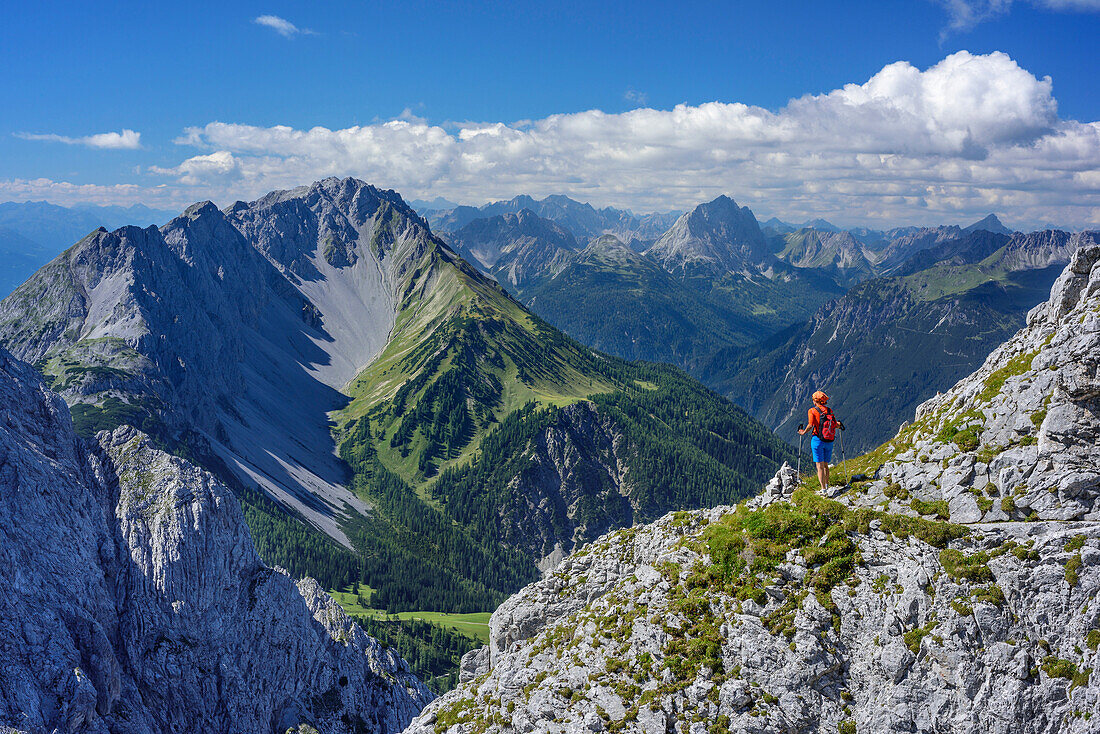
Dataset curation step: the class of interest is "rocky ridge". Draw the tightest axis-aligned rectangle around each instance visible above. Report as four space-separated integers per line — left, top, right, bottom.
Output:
448 209 580 291
0 347 431 733
426 194 679 246
850 241 1100 525
403 244 1100 733
774 228 877 286
0 178 447 545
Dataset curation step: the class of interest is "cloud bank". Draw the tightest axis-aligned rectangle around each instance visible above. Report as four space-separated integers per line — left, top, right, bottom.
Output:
153 51 1098 229
15 129 142 150
4 52 1098 229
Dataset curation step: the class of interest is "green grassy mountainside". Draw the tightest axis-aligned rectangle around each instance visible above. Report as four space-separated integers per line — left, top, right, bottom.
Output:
518 235 761 370
328 231 798 613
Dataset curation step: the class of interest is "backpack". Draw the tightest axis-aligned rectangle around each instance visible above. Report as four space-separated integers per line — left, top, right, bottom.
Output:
814 406 838 442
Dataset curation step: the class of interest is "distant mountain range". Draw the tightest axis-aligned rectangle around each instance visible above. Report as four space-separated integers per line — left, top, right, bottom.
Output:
714 228 1098 451
426 193 680 248
441 200 1089 453
0 178 794 615
3 188 1079 466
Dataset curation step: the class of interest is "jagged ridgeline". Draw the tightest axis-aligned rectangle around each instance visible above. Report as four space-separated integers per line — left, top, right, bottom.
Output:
0 177 796 614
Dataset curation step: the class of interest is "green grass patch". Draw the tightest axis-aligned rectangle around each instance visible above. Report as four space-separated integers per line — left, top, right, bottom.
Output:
904 618 937 654
330 586 492 643
910 498 950 520
1066 554 1083 587
979 351 1038 403
1065 535 1086 552
951 599 973 616
1042 657 1091 689
939 549 994 583
969 585 1005 606
934 409 984 451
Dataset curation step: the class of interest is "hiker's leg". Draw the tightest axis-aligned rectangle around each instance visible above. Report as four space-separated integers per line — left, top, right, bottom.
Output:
816 461 827 492
823 462 830 491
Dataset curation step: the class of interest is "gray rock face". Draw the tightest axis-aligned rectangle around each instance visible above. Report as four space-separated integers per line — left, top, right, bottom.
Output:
448 209 579 290
854 243 1100 525
646 195 769 277
407 501 1100 733
496 402 632 565
403 248 1100 733
0 177 441 546
0 349 431 733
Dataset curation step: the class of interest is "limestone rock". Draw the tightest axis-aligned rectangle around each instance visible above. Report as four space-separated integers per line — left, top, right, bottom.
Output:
0 349 431 733
845 243 1100 526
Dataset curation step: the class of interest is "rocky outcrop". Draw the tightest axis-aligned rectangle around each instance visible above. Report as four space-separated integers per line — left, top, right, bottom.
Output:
0 349 431 733
404 247 1100 733
497 402 632 566
412 506 1100 734
854 242 1100 525
646 195 769 278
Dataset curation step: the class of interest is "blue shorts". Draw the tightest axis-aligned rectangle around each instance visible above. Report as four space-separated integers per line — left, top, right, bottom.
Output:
810 435 833 463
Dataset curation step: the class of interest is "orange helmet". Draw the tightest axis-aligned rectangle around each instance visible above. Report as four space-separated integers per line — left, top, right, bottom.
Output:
812 390 829 404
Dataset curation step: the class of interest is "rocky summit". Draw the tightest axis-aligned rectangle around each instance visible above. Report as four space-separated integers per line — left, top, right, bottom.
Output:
405 244 1100 733
0 177 436 546
645 196 770 278
0 348 431 733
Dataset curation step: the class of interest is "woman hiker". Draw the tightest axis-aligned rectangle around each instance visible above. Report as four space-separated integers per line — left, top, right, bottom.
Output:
798 391 845 493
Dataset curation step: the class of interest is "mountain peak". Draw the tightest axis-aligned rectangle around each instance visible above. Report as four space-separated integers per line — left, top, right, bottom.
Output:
582 233 633 258
803 217 841 232
963 213 1012 235
183 200 219 219
646 195 768 277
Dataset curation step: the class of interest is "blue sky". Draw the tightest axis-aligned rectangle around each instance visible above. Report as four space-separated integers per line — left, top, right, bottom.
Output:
1 0 1098 228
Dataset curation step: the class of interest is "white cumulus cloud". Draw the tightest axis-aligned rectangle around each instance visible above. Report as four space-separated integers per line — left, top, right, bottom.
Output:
15 129 142 150
0 177 173 207
150 150 239 185
157 51 1098 230
253 14 313 38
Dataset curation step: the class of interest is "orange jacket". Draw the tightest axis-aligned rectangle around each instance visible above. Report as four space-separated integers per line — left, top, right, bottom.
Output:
807 406 822 434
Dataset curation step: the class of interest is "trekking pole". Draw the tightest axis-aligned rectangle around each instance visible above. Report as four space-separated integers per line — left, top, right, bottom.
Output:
797 424 804 483
839 426 846 486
